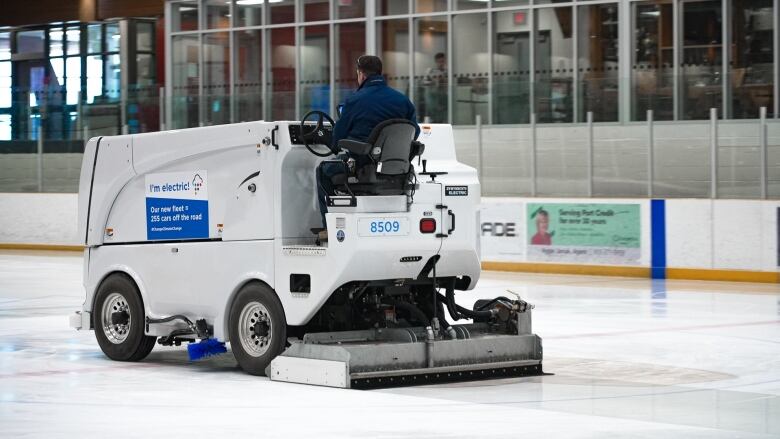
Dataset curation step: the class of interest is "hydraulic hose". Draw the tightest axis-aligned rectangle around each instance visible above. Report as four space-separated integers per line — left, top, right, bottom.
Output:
385 300 429 326
438 290 494 323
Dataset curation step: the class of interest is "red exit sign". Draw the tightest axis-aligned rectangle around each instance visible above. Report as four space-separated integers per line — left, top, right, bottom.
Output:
514 11 527 25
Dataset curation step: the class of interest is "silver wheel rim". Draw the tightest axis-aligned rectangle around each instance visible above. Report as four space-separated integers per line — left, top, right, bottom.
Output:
102 292 131 344
238 301 272 357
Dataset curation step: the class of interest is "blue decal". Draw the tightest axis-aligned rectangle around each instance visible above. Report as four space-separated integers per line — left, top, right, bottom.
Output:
650 199 666 279
146 197 209 240
336 230 345 242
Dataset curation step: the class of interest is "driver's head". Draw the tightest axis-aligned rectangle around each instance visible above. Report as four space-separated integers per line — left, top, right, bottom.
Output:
356 55 382 86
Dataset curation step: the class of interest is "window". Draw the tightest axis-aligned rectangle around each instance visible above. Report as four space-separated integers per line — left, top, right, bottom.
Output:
203 32 231 125
269 27 296 120
376 0 408 15
377 19 410 96
632 1 674 121
493 9 531 124
205 0 230 29
171 34 200 128
236 0 263 27
535 6 574 123
577 3 619 122
452 13 489 125
305 0 330 21
730 0 774 119
415 16 448 123
300 25 330 114
681 0 722 120
172 1 199 32
337 0 365 19
270 0 295 25
235 29 263 122
335 23 366 106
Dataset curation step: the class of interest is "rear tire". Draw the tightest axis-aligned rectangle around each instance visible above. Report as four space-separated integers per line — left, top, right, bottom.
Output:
229 282 287 376
93 273 156 361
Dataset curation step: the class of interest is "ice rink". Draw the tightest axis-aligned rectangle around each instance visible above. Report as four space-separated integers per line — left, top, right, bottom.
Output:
1 250 778 438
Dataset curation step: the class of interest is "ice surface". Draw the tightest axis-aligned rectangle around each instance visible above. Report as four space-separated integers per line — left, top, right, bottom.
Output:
0 251 778 438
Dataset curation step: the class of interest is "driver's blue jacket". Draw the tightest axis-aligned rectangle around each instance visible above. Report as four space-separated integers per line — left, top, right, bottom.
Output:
332 74 420 146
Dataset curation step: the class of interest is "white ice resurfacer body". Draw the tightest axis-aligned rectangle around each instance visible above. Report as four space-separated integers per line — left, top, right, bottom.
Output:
71 119 542 388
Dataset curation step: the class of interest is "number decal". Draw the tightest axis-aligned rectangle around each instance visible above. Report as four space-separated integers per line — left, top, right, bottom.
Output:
360 218 409 236
370 222 377 233
392 221 400 232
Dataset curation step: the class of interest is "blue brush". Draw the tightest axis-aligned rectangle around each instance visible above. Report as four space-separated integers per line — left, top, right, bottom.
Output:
188 338 227 361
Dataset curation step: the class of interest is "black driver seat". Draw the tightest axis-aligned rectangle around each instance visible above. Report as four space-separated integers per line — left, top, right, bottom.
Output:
331 119 424 195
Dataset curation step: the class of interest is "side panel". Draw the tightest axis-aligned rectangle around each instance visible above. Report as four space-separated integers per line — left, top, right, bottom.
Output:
77 137 100 245
86 135 136 246
86 240 275 341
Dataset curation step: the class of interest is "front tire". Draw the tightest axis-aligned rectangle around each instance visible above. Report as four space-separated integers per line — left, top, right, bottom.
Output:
229 282 287 376
93 273 156 361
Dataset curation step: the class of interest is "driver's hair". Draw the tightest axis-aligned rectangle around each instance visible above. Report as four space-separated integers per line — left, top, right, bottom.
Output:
356 55 383 77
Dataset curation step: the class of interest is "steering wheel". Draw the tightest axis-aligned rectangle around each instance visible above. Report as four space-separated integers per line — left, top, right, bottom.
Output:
300 110 336 157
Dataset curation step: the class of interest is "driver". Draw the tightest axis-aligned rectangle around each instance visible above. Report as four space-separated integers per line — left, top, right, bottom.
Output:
317 55 420 238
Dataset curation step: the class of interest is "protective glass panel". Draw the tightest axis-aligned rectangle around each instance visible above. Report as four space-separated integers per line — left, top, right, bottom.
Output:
235 29 262 122
300 25 330 115
17 30 45 54
203 32 231 125
66 27 81 55
535 6 573 123
493 9 530 124
171 34 200 128
206 0 230 29
337 0 365 19
730 0 774 119
49 28 64 57
86 55 103 103
632 1 674 121
681 0 722 120
0 62 10 108
66 57 81 105
577 3 619 122
336 23 366 106
105 54 121 100
0 33 10 60
137 22 154 52
87 24 102 54
414 16 448 123
269 27 296 120
452 13 488 125
305 0 330 21
136 53 155 86
270 0 295 24
492 0 528 7
456 0 488 11
415 0 447 13
236 0 263 27
106 23 120 53
376 0 408 15
172 0 199 32
377 19 410 96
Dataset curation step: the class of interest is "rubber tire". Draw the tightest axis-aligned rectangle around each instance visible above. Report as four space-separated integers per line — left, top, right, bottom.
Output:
229 282 287 376
93 273 157 362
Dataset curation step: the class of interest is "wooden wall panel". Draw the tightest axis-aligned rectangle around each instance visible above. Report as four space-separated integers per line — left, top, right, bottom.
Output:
97 0 164 20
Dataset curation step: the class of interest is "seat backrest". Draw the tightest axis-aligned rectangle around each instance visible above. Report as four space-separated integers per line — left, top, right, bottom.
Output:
366 119 417 176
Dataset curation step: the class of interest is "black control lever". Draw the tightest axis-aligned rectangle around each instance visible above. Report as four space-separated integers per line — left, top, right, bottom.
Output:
419 159 448 182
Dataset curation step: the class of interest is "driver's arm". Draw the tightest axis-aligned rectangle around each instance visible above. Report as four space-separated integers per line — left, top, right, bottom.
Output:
332 100 355 147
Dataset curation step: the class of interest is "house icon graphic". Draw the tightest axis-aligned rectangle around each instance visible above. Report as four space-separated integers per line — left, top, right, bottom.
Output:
192 174 204 195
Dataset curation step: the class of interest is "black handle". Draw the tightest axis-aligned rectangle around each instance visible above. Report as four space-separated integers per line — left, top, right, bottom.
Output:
271 125 279 149
447 210 455 234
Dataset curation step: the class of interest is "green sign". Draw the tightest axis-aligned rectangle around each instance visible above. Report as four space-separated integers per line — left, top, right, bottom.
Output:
527 203 640 248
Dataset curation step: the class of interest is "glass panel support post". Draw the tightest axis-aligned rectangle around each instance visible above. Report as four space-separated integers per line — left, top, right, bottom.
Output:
159 86 166 131
530 112 537 197
475 114 483 189
37 124 43 193
760 106 768 199
647 109 654 197
587 110 593 197
76 91 82 138
710 107 718 198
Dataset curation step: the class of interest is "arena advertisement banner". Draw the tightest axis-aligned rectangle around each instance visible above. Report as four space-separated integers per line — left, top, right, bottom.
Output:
480 202 526 261
526 203 641 264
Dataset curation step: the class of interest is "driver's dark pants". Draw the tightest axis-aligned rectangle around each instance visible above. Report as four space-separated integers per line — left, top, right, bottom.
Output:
317 155 349 228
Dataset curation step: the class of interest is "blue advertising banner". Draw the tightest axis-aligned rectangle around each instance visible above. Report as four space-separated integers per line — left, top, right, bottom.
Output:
145 171 209 240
